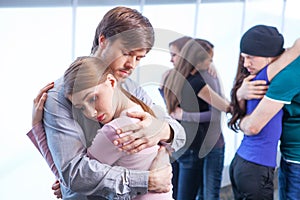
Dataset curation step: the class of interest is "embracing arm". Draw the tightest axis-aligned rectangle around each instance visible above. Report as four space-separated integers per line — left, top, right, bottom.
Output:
155 105 186 151
117 78 186 153
87 118 172 193
236 74 268 104
29 81 173 198
182 110 211 122
115 105 186 153
43 80 148 198
268 38 300 81
170 107 212 123
240 97 283 135
158 70 212 123
237 38 300 102
27 82 59 178
238 38 300 135
198 84 230 113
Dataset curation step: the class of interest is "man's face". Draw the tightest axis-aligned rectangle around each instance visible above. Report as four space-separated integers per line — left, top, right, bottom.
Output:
241 53 269 75
97 38 147 81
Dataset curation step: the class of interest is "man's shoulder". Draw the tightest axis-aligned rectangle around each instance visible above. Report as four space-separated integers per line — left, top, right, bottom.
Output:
273 56 300 79
44 76 71 110
122 78 139 90
49 77 64 93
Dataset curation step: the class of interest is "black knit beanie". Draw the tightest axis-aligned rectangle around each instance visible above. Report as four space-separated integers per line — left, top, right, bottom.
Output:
240 25 284 57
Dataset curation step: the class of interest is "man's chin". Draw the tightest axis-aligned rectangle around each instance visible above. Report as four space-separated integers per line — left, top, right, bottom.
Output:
116 75 128 82
116 73 130 81
118 78 126 83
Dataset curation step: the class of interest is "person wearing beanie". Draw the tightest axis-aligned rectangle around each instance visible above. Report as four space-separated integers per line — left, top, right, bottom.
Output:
228 24 286 200
240 24 285 57
231 28 300 199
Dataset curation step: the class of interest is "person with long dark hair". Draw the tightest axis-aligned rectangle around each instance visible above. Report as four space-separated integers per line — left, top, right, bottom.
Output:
235 34 300 199
228 24 295 199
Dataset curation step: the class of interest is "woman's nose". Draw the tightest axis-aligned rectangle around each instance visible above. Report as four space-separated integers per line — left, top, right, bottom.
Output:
85 108 97 119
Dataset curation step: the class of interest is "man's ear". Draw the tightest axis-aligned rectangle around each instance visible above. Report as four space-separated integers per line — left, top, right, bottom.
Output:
106 74 117 88
98 35 107 48
67 94 73 102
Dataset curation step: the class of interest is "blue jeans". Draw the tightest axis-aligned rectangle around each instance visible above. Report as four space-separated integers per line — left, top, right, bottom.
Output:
171 159 179 199
278 157 300 200
196 146 225 200
176 149 204 200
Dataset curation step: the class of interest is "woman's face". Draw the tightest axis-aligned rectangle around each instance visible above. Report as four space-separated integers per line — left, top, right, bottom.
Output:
196 50 213 71
69 74 117 124
241 53 269 75
169 45 181 67
196 58 212 71
203 56 213 70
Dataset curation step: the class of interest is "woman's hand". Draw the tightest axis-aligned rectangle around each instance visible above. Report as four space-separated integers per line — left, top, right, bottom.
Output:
32 82 54 126
207 63 218 78
52 180 62 199
114 111 172 154
148 146 172 193
170 107 183 120
236 75 268 101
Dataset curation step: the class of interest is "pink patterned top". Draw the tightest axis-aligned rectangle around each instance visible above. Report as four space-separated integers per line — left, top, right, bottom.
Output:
87 106 173 200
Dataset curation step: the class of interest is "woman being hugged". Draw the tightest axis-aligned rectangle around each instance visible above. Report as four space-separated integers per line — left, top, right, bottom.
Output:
163 38 230 200
62 56 173 200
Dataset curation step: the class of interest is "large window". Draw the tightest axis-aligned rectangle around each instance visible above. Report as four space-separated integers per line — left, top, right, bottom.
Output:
0 7 72 200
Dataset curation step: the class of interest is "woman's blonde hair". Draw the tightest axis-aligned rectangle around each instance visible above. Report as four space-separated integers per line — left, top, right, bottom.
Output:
64 56 155 116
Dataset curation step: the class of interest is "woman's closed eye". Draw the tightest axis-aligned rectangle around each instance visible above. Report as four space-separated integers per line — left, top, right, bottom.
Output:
88 95 97 104
76 105 85 112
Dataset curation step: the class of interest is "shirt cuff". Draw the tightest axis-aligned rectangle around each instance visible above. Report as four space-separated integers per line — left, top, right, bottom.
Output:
26 122 44 153
129 170 149 195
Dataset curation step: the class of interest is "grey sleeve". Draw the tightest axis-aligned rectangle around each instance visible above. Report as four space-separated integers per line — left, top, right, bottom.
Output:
163 113 186 152
182 110 212 123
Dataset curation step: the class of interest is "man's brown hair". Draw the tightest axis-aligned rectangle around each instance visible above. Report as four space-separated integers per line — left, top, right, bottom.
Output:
91 6 154 54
